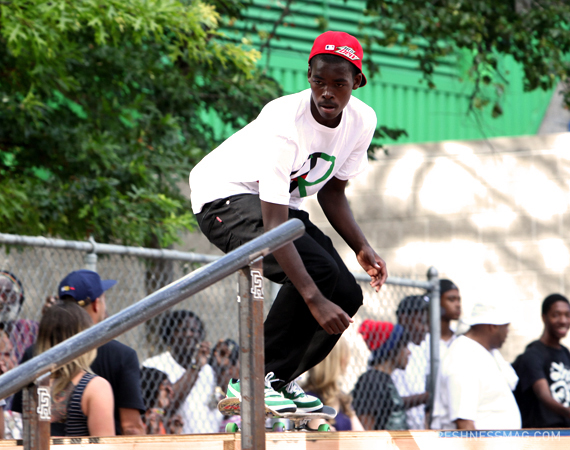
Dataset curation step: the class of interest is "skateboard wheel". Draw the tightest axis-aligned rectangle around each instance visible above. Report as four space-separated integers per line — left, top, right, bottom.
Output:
272 422 286 432
225 423 239 433
317 423 331 432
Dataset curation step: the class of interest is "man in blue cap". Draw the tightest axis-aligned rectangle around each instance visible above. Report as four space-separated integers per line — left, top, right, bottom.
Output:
13 270 146 435
58 269 117 323
58 270 146 435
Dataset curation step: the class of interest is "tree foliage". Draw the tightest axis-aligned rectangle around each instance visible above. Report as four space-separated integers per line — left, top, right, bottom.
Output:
6 1 567 247
362 0 570 116
0 0 281 247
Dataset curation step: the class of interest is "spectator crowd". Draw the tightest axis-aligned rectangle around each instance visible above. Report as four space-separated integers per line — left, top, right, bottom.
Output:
1 269 570 438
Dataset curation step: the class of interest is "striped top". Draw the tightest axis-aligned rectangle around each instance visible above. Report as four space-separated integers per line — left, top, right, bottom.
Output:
65 372 96 436
51 372 96 436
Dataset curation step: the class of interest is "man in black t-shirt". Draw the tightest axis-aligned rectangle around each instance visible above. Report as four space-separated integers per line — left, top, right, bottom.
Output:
512 293 570 428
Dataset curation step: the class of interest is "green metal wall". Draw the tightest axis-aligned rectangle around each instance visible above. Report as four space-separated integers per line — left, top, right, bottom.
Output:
220 0 553 145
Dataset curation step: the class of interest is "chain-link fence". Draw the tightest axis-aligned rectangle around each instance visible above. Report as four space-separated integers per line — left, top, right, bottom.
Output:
0 233 439 435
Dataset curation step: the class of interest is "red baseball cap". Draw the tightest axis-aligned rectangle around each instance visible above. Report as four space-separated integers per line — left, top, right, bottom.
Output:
359 319 395 351
308 31 367 87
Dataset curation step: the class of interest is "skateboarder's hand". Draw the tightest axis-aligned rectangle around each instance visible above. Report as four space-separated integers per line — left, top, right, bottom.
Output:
357 246 387 292
307 294 353 334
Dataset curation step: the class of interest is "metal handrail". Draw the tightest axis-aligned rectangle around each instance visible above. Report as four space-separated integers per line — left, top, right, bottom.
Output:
0 219 305 401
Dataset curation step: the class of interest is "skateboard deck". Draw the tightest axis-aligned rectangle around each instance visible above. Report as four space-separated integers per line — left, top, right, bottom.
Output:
218 397 337 431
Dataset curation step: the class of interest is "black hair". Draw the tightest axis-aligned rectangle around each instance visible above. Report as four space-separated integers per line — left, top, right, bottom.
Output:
159 310 205 344
208 338 240 379
542 293 570 315
140 367 169 410
396 295 429 320
309 54 360 79
368 326 410 366
440 279 458 296
210 338 239 366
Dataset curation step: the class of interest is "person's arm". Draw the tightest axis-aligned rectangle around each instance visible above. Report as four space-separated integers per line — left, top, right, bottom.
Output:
317 177 387 291
110 345 146 434
358 413 376 431
350 414 365 431
119 408 145 435
83 377 116 436
532 378 570 418
260 200 353 335
455 419 476 430
169 341 210 414
402 392 430 409
445 363 479 430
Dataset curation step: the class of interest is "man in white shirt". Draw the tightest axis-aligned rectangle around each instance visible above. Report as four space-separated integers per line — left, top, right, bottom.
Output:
143 310 220 434
391 295 430 429
189 31 387 413
439 279 461 357
392 281 461 429
432 302 521 430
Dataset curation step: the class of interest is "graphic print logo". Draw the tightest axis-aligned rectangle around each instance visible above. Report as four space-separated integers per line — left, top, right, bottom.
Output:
334 46 359 61
549 361 570 407
289 153 336 198
250 270 263 299
37 387 51 420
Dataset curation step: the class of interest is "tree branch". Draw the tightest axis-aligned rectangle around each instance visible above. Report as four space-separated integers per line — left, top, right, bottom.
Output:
259 0 295 68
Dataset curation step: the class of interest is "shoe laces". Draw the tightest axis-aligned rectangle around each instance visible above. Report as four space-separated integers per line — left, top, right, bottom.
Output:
264 372 279 390
283 379 304 396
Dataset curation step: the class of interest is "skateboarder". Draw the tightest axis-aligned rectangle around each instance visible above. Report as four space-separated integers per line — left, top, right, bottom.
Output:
190 30 387 413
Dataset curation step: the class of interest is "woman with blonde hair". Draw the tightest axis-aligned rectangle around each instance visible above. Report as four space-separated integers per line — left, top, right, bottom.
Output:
302 336 364 431
35 301 115 436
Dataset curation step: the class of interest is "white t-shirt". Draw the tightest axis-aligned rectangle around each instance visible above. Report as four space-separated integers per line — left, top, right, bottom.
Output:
391 333 458 429
430 333 459 429
190 89 376 213
143 351 221 434
392 340 429 429
431 336 521 430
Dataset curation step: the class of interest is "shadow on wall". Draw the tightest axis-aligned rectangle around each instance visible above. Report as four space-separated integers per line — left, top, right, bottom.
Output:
305 132 570 362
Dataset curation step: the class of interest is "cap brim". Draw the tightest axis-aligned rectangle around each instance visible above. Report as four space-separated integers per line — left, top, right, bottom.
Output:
101 279 117 292
465 316 511 326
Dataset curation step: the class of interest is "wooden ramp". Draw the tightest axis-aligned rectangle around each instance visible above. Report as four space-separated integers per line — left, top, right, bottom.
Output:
1 430 569 450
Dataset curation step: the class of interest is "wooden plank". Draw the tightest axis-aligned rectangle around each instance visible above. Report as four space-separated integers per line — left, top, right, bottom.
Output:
0 430 569 450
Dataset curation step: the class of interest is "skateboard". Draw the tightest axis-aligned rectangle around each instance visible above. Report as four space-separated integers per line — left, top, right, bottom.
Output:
218 397 337 432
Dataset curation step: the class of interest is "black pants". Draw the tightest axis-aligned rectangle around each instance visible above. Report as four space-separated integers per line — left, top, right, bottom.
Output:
196 194 363 388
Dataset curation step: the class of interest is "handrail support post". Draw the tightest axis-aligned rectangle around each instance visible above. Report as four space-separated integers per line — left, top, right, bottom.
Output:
427 266 440 421
238 257 266 450
22 375 51 450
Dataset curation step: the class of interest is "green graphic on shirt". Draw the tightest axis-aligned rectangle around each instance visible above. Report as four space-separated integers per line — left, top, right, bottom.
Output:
290 153 336 198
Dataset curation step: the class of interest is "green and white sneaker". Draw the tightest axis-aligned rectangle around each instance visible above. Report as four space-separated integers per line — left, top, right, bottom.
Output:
278 379 323 413
226 378 242 400
226 373 297 413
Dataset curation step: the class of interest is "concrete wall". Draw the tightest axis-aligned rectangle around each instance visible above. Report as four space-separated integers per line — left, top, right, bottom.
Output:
183 132 570 363
301 132 570 362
